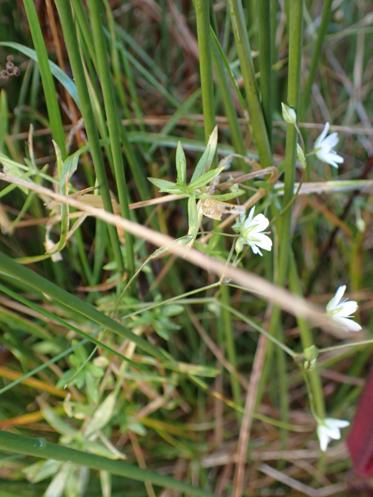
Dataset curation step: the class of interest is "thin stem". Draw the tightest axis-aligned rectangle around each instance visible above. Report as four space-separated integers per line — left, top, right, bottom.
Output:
22 0 66 157
289 254 325 418
55 0 124 272
228 0 272 166
194 0 240 407
210 29 246 162
257 0 272 142
301 0 333 118
194 0 215 139
88 0 134 273
257 0 304 433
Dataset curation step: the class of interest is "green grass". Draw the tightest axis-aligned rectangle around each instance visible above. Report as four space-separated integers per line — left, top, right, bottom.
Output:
0 1 372 496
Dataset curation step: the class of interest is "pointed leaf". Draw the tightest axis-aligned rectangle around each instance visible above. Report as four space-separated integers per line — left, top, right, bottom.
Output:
85 393 117 437
190 126 218 182
189 166 223 191
176 141 187 184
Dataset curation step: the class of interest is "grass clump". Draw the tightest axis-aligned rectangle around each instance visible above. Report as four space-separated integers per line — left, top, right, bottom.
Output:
0 1 372 496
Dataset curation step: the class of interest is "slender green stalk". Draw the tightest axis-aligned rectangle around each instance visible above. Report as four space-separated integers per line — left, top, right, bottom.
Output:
289 255 325 418
228 0 272 166
22 0 66 157
87 0 134 273
278 0 303 282
210 29 246 161
55 0 124 272
0 431 216 497
257 0 272 142
257 0 304 433
193 0 215 138
301 0 333 118
194 1 241 407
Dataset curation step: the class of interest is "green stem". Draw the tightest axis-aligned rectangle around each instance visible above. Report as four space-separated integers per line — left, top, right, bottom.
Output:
55 0 124 273
210 29 246 162
0 431 216 497
87 0 134 274
194 1 240 407
258 0 304 435
279 0 303 283
301 0 333 118
289 254 325 419
228 0 272 166
22 0 66 157
257 0 272 142
193 0 215 138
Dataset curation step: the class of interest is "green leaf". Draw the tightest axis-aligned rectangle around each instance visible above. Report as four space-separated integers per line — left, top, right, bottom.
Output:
190 126 218 182
148 177 181 193
189 166 223 191
0 41 79 105
0 431 218 497
85 393 117 437
176 141 187 184
24 460 61 483
187 195 199 238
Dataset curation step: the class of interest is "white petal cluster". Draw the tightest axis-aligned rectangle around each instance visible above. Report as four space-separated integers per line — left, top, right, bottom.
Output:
326 285 361 332
314 123 344 169
235 208 272 256
317 418 349 452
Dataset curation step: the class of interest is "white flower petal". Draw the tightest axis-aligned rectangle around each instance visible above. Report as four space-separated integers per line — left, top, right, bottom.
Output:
250 243 263 256
336 300 358 317
254 233 273 252
334 316 362 332
322 132 339 149
325 418 350 429
251 213 269 232
244 207 255 228
326 285 346 312
315 122 330 149
317 426 330 452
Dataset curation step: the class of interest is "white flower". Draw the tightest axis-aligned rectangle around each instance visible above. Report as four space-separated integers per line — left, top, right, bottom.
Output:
314 122 344 169
235 208 272 256
326 285 361 332
317 418 349 452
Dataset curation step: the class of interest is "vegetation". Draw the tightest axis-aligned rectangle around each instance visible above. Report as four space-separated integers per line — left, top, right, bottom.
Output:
0 1 372 496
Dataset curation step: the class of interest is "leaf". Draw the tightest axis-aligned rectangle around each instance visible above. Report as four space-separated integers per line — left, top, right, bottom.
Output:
85 393 117 437
187 195 199 238
0 41 79 105
176 141 187 184
41 402 78 438
23 459 61 483
189 166 224 191
148 177 181 193
190 126 218 182
59 149 81 193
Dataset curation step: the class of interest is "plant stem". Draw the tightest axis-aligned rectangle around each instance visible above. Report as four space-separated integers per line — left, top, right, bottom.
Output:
210 29 246 162
194 0 241 408
88 0 134 274
289 254 325 419
228 0 272 167
22 0 66 157
55 0 124 273
301 0 333 118
193 0 215 139
257 0 272 142
257 0 304 433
